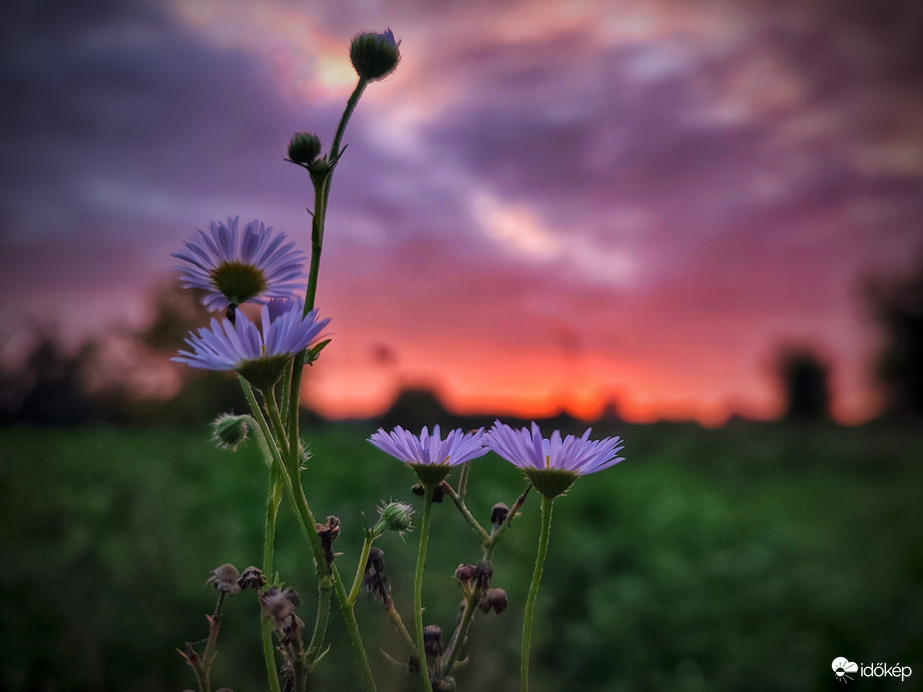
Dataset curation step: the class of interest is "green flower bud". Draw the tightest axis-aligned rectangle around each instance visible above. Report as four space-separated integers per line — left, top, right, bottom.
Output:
373 500 415 536
349 29 401 81
287 132 322 166
210 413 252 451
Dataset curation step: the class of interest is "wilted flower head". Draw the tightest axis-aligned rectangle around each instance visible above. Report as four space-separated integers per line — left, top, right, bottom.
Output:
206 563 241 594
259 586 301 628
488 421 625 498
349 29 401 81
172 300 330 390
173 217 306 311
368 425 488 487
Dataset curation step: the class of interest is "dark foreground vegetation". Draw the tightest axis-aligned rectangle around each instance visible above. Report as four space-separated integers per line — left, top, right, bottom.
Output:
1 421 921 691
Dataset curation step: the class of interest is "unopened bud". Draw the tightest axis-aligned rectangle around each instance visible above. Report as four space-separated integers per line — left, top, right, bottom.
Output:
287 132 322 166
410 483 446 502
374 500 415 535
206 563 241 594
478 588 509 614
349 29 401 81
210 413 251 451
454 563 476 582
472 562 493 592
423 624 444 658
490 502 510 528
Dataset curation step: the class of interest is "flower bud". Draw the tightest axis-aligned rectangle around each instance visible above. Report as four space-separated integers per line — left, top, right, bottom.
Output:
373 500 415 536
210 413 251 451
349 29 401 81
206 563 241 594
423 624 444 658
490 502 510 529
454 563 476 582
287 132 322 166
478 588 509 614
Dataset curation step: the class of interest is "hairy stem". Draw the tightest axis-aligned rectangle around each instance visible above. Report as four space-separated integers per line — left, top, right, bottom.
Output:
414 487 435 692
521 495 553 692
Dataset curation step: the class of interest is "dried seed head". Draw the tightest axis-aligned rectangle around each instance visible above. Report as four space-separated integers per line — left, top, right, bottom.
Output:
259 586 300 627
206 563 241 594
364 546 391 603
237 565 266 590
472 562 493 592
490 502 510 528
315 515 340 567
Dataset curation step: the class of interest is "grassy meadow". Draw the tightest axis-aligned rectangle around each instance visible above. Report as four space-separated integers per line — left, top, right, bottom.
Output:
1 421 921 691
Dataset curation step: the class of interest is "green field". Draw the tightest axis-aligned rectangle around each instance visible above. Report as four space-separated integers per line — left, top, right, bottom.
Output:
1 422 921 691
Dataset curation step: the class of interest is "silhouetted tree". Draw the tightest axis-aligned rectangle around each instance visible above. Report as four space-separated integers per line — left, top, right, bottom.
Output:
867 254 923 418
776 348 830 421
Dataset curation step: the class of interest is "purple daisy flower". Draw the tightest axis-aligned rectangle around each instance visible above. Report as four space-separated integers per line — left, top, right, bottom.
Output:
487 421 625 498
173 217 307 311
173 299 330 390
368 425 488 486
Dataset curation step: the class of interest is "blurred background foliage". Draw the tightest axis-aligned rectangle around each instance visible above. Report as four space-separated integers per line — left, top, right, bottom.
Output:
1 421 921 691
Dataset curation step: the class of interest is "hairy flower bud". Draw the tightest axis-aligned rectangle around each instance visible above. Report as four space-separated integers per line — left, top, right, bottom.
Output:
373 500 415 536
206 563 241 594
210 413 251 451
259 586 300 628
349 29 401 81
287 132 322 166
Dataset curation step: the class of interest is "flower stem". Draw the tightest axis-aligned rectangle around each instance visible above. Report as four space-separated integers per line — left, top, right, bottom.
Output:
521 495 554 692
261 472 284 692
414 487 435 692
348 530 375 607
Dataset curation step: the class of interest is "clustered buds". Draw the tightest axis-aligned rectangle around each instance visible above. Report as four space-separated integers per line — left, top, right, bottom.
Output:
349 29 401 81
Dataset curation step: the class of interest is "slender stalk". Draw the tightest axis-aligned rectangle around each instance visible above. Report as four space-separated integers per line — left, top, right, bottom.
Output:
414 487 435 692
443 590 477 675
385 601 419 653
306 574 333 665
333 565 378 692
520 495 554 692
442 482 490 543
261 473 284 692
348 531 376 607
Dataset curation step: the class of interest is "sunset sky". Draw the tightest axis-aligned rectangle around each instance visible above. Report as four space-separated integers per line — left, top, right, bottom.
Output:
2 0 922 424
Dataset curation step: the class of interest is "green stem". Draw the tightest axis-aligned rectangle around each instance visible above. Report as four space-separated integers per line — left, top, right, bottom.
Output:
261 473 284 692
443 589 477 675
414 488 435 692
306 573 333 666
348 531 376 607
521 495 554 692
443 482 490 543
333 565 377 691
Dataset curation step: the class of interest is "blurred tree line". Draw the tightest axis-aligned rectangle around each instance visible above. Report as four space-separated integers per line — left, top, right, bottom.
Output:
3 253 923 426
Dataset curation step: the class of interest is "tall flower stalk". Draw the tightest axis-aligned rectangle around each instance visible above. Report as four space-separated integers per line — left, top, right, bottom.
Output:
487 422 625 691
